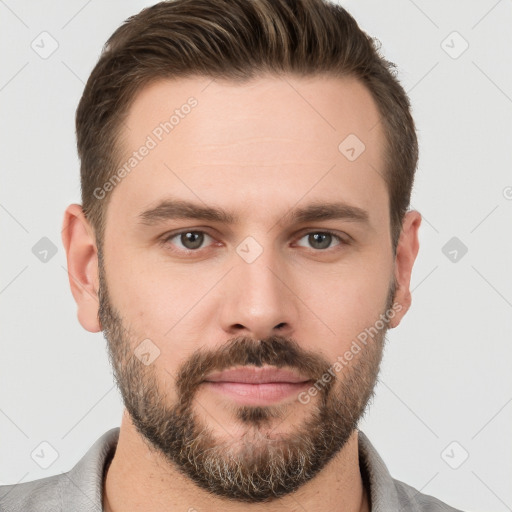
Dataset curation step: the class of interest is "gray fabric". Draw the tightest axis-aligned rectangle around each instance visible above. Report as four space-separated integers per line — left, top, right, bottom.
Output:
0 427 464 511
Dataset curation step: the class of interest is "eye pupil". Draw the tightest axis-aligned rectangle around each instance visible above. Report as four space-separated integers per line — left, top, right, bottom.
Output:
181 231 204 249
309 233 331 250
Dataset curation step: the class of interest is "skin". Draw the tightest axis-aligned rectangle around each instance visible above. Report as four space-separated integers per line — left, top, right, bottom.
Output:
62 74 421 512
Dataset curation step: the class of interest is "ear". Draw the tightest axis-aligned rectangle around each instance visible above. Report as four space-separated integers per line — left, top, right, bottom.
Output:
388 210 422 328
61 204 101 333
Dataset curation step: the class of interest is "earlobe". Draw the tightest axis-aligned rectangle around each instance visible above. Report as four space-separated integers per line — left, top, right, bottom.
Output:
61 204 102 333
388 210 422 329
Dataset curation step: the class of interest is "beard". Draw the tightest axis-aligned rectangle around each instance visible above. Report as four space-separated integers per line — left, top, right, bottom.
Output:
98 253 396 503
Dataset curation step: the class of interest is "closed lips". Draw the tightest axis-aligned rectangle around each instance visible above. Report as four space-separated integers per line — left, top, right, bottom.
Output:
204 367 312 384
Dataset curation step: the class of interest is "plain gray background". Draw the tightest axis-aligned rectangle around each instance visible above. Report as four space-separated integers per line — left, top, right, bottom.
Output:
1 1 511 510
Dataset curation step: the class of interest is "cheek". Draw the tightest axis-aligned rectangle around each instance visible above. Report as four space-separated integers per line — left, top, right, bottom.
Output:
104 244 216 362
295 256 392 357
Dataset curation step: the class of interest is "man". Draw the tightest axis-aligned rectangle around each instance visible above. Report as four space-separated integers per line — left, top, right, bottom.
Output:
0 0 465 510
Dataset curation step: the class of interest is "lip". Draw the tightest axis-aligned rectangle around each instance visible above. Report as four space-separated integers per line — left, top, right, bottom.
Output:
202 366 313 406
204 381 312 406
203 366 311 385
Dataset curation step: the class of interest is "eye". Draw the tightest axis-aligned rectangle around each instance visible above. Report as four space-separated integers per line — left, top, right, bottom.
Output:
295 231 346 251
160 229 349 255
163 230 215 252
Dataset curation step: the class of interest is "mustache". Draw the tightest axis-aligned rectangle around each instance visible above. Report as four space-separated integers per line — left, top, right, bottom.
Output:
174 335 335 405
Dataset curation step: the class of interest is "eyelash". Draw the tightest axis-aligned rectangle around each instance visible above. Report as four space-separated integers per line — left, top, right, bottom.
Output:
160 229 350 254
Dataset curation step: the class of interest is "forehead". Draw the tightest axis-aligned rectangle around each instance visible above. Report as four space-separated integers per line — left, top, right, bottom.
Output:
106 74 388 230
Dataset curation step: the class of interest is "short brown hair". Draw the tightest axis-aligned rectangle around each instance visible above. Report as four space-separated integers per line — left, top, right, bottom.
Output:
76 0 418 252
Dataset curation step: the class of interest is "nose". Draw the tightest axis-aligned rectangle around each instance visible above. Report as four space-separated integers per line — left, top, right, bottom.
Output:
219 247 299 341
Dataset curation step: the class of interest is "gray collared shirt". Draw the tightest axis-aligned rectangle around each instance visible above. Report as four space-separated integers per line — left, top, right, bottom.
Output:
0 427 464 511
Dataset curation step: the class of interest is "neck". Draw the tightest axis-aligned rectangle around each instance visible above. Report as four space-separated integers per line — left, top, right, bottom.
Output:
103 411 370 512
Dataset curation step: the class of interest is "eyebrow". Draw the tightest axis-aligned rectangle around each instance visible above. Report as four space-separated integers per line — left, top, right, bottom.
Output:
138 198 370 227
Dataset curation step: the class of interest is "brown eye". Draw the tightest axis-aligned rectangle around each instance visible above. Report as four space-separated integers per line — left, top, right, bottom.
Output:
295 231 344 250
180 231 204 250
165 231 213 251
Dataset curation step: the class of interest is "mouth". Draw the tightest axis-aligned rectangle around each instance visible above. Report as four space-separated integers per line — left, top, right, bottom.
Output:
202 366 313 406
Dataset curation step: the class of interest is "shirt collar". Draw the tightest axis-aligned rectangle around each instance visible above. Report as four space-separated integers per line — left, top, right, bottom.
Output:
60 427 118 512
357 429 403 511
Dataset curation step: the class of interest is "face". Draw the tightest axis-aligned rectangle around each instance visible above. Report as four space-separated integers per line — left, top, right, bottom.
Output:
94 74 403 502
